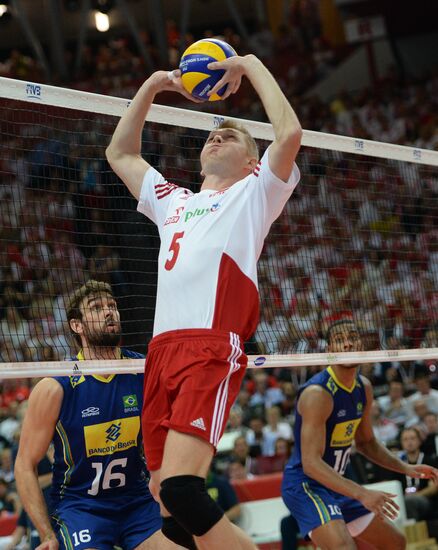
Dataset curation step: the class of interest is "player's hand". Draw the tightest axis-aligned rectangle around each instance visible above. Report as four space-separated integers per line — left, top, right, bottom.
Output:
358 489 399 521
206 55 248 100
149 70 203 103
36 532 59 550
404 464 438 484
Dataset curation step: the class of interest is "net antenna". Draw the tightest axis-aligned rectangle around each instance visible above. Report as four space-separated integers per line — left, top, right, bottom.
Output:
0 76 437 378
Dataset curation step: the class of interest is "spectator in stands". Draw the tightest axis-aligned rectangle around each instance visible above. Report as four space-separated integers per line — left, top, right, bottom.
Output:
397 427 438 521
227 460 251 481
246 417 276 458
407 371 438 415
226 406 248 438
421 412 438 457
0 449 14 484
230 436 258 477
0 478 19 515
377 379 410 427
405 398 430 436
206 469 241 524
370 401 399 447
0 307 29 359
249 370 285 410
262 406 293 456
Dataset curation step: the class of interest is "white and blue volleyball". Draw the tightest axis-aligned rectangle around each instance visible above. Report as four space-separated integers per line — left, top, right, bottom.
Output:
179 38 237 101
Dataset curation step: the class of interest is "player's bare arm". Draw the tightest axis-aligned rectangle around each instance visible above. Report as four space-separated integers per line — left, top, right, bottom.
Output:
208 54 302 181
299 385 398 520
106 70 199 200
14 378 63 549
355 377 438 484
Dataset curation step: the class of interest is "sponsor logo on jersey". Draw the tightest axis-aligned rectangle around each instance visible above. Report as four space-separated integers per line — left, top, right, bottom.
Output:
164 206 185 226
81 406 100 418
190 417 206 431
209 190 226 198
123 394 139 412
330 418 361 447
357 402 363 414
337 409 346 418
326 378 338 396
70 364 85 388
183 204 220 223
84 416 139 457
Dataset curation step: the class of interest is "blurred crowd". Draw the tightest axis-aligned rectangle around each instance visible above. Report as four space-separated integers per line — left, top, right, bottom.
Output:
1 0 438 540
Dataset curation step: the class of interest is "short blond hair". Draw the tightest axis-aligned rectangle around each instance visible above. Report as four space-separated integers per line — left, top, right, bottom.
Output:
217 120 259 161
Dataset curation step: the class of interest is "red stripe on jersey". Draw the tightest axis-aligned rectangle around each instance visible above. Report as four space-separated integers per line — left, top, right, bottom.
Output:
212 253 259 341
155 182 178 199
156 188 176 200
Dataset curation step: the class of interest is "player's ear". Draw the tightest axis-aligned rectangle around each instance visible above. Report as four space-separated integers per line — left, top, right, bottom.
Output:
248 156 258 171
69 318 83 336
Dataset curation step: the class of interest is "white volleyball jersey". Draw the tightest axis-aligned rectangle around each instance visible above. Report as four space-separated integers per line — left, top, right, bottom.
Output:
137 147 300 339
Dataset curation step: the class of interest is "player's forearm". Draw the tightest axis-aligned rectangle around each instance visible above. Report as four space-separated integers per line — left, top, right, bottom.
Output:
303 458 364 501
106 73 164 160
243 55 302 145
15 463 54 539
357 438 408 475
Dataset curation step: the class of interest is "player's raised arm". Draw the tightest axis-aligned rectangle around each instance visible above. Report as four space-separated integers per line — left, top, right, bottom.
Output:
208 54 302 182
14 378 63 550
106 70 198 201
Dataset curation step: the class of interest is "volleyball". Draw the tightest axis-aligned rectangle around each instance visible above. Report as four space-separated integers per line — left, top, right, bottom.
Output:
179 38 237 101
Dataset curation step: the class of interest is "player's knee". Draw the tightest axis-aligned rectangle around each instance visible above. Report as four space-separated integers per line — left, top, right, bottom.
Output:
159 475 224 537
161 516 197 550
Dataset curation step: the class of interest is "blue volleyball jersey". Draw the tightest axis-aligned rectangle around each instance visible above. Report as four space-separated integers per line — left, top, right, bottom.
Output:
51 348 151 508
285 367 367 485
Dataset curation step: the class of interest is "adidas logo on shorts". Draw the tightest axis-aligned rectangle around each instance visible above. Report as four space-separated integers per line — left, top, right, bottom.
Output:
190 417 206 431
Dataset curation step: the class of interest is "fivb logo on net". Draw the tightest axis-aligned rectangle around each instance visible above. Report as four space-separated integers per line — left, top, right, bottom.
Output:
25 82 42 100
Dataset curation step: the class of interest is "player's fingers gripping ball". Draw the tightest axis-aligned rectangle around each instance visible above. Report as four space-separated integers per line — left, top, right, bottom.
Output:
179 39 237 101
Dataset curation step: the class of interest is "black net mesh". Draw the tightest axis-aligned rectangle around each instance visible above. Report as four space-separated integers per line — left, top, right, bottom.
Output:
1 99 437 362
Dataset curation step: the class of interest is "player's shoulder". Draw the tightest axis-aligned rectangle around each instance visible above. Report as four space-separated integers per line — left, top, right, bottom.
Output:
147 168 192 202
359 375 372 390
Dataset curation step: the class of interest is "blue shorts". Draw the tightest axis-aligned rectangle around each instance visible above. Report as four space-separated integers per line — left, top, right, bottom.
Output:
52 495 161 550
282 478 371 538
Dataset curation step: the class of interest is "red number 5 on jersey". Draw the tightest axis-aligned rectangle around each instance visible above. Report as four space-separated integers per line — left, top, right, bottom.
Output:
165 231 185 271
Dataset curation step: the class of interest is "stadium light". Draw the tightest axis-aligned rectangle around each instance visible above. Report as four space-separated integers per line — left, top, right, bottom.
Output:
95 10 110 32
0 4 8 17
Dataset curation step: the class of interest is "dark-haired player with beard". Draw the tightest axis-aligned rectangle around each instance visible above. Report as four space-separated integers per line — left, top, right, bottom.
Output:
15 280 178 550
281 318 438 550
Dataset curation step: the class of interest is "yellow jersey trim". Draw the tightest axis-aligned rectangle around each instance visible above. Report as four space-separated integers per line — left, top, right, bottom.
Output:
327 366 355 394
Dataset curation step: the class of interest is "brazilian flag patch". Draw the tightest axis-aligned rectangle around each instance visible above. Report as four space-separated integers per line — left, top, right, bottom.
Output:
123 394 138 408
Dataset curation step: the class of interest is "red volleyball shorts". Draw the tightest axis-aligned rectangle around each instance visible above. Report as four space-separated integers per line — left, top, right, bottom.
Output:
142 329 247 471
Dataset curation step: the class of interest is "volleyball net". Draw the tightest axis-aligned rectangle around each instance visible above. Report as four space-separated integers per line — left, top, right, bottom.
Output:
0 76 437 378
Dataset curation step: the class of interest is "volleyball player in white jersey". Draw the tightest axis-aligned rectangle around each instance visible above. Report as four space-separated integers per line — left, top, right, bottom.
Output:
106 54 302 550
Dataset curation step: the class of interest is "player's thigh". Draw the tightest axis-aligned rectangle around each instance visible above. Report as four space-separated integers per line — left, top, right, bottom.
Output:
311 519 356 550
282 479 345 539
52 506 114 550
355 516 406 550
119 497 162 550
160 429 214 480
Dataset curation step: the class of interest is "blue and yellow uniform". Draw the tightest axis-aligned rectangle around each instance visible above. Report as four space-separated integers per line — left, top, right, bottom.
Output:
51 349 161 550
282 367 370 537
